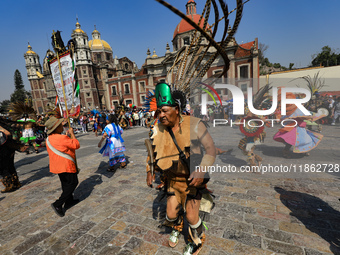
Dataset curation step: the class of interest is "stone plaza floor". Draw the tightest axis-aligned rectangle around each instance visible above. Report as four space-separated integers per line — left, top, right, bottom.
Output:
0 123 339 254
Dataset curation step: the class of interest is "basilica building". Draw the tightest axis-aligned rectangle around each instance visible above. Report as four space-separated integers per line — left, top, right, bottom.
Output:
24 0 259 113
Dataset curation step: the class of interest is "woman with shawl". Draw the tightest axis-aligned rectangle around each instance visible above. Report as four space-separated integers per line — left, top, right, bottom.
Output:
273 90 323 158
98 114 126 171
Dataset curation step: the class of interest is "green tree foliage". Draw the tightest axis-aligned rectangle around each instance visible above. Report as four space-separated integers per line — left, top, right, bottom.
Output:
258 43 269 66
0 100 10 113
273 63 281 69
311 46 340 67
10 69 28 103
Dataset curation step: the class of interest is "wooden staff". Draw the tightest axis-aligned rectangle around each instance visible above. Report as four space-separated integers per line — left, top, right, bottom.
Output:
52 31 80 172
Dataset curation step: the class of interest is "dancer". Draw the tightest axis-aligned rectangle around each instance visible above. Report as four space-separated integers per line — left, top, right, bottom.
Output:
273 90 323 158
45 116 80 217
20 117 40 154
9 101 39 154
0 118 27 193
146 83 216 255
147 0 244 253
238 84 272 167
93 113 100 136
98 114 126 171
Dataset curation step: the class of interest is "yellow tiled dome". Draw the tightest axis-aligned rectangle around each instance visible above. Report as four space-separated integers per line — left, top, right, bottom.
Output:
74 22 85 33
89 39 112 51
26 44 36 54
89 28 112 51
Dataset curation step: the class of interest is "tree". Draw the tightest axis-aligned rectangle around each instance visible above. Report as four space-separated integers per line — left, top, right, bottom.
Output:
273 63 281 69
289 63 294 70
259 43 269 66
0 100 10 114
311 46 339 67
10 69 27 103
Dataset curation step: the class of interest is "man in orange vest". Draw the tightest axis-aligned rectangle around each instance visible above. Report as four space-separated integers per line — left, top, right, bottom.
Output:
45 117 80 217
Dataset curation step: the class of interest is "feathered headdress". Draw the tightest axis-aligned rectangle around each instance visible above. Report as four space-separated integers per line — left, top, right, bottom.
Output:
8 101 37 122
252 83 272 110
155 0 245 98
144 90 157 112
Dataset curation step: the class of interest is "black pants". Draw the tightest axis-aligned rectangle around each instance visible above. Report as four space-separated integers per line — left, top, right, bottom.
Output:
54 172 79 207
0 142 17 178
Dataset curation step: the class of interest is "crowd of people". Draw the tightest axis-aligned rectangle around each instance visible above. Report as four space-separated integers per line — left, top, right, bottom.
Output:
1 89 339 254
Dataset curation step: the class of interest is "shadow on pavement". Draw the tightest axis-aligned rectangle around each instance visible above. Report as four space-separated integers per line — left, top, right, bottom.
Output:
15 153 48 168
95 161 118 178
75 174 103 200
275 187 340 254
218 149 248 167
20 166 53 186
258 145 307 159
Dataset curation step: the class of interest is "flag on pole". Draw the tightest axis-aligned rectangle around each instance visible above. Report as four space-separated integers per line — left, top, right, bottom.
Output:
69 55 80 117
49 51 74 118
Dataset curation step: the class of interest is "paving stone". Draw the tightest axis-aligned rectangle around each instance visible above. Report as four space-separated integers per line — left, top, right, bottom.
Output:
49 238 71 254
123 236 143 250
65 221 96 243
0 222 23 242
141 218 162 231
219 218 253 233
257 209 291 221
230 192 257 201
84 229 119 254
47 215 76 233
22 246 45 255
293 234 332 253
263 238 304 255
2 126 339 255
121 212 146 224
209 249 231 255
110 232 131 247
123 224 149 238
205 236 236 253
111 209 128 220
233 243 274 255
87 218 115 236
304 248 327 255
97 245 121 255
134 241 160 255
117 249 134 255
155 247 181 254
143 230 169 246
244 213 278 229
111 221 127 231
222 229 261 248
13 231 51 254
253 225 293 243
70 234 96 252
0 236 25 254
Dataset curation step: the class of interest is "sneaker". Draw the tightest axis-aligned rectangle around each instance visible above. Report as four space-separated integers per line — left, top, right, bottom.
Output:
169 229 180 248
331 123 335 125
51 203 65 217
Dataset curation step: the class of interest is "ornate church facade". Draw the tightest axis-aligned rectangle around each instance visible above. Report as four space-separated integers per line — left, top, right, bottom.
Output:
24 22 138 114
25 0 259 113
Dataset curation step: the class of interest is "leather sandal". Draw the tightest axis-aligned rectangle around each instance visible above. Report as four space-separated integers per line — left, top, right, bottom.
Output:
169 229 180 248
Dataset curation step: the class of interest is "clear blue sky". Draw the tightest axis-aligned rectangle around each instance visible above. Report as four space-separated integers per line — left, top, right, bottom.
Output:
0 0 339 101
